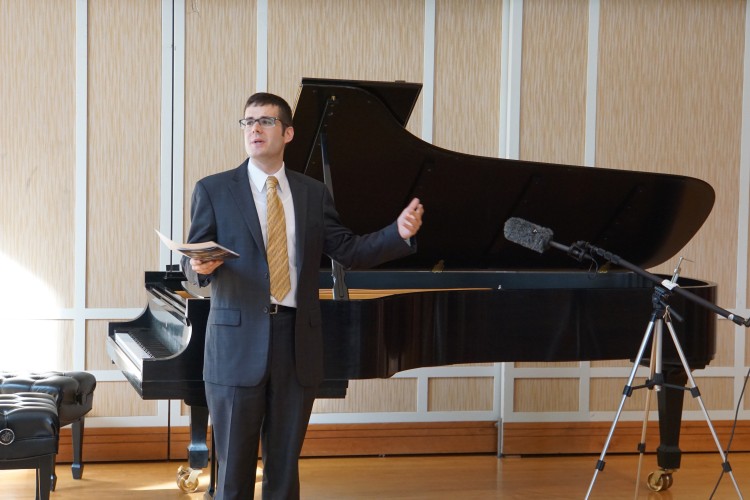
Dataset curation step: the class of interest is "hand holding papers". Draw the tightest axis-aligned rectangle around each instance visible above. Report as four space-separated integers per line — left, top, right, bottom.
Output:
155 230 239 261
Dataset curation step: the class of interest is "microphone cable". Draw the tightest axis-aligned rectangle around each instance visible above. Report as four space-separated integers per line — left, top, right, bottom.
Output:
707 363 750 499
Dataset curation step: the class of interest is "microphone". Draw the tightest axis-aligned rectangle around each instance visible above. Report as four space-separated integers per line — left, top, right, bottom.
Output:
503 217 553 253
503 217 590 261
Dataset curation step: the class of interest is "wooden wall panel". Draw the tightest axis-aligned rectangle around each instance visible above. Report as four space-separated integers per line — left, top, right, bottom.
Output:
87 0 161 307
684 377 735 412
89 381 158 417
514 378 578 412
0 1 76 309
183 0 257 238
433 0 502 156
597 0 744 307
428 377 493 412
313 379 416 413
519 0 588 164
590 377 648 412
269 0 424 138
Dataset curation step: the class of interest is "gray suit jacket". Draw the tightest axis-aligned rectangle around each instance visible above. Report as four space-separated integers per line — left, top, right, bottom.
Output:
182 160 415 388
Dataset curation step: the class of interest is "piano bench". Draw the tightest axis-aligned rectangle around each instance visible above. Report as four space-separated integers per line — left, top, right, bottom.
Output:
0 393 59 500
0 371 96 490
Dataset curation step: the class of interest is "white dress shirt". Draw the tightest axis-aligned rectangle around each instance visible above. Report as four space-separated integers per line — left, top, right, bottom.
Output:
247 160 298 308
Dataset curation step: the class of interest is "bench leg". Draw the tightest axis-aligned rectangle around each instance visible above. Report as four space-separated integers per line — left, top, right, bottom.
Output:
71 418 85 479
37 455 53 500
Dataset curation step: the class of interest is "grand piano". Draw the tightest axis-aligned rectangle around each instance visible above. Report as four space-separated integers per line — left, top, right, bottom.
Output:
107 78 716 494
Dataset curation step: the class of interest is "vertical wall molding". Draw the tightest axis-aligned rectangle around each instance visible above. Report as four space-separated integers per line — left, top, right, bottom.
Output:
584 0 600 167
74 0 88 369
256 0 268 92
499 0 524 425
499 0 523 160
160 0 176 266
422 0 436 143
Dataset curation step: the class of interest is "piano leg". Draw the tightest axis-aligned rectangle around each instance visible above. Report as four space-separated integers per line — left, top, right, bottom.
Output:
656 366 687 471
176 403 210 493
187 404 210 469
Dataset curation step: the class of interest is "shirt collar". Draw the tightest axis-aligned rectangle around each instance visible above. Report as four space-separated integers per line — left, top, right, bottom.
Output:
247 159 289 194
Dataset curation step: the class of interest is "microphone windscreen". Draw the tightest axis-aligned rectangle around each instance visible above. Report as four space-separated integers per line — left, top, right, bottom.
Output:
503 218 553 253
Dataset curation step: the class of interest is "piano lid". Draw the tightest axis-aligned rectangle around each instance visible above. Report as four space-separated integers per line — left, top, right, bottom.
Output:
285 77 715 270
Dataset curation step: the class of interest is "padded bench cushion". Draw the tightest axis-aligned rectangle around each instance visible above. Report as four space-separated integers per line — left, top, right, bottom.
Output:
0 393 58 460
0 372 95 425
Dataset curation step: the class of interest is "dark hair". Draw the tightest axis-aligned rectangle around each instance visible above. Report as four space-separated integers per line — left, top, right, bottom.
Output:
244 92 293 129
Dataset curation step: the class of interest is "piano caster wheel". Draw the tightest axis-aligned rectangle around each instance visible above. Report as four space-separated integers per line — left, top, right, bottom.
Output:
647 469 673 491
177 465 201 493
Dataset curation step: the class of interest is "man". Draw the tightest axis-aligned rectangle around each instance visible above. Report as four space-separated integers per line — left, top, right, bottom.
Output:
181 92 424 499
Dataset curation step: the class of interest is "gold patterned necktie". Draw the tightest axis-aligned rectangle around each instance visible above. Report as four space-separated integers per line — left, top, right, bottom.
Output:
266 176 291 301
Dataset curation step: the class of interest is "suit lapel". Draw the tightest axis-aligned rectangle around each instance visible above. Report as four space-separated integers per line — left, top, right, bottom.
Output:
288 172 308 274
227 161 265 254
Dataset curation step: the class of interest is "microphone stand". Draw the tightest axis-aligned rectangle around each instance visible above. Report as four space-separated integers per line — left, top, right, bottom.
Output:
567 242 745 499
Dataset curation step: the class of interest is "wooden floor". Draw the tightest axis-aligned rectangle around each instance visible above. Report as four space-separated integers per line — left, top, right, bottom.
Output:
2 452 749 499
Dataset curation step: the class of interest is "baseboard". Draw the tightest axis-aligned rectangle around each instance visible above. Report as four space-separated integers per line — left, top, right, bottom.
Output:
55 422 498 463
501 420 750 456
55 420 749 464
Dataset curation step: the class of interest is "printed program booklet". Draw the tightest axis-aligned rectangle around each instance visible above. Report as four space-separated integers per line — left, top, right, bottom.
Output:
155 229 240 261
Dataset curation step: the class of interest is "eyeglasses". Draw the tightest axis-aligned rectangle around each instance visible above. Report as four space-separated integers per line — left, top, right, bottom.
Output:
239 116 285 129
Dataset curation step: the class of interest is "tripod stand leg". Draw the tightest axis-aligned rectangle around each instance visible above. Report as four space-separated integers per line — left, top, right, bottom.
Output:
662 318 744 498
585 318 657 500
634 383 654 498
634 320 667 498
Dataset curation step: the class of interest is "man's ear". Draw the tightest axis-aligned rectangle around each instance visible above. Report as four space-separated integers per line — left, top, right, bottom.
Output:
284 126 294 144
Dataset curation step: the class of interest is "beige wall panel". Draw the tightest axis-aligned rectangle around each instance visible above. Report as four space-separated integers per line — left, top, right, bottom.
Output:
597 0 743 306
515 362 578 368
183 0 256 238
683 377 734 412
519 0 588 164
514 378 578 412
88 319 139 371
269 0 424 138
591 377 733 413
89 381 157 417
87 0 161 307
313 379 416 413
428 377 493 412
590 377 648 412
591 360 631 368
0 320 73 371
0 1 76 310
433 0 502 156
711 320 734 367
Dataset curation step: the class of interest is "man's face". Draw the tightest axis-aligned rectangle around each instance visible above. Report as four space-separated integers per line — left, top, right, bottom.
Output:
243 104 294 172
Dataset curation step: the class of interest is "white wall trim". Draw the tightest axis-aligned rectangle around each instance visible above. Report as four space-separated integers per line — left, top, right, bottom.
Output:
74 0 88 370
499 0 523 160
584 0 600 167
160 0 176 267
422 0 436 143
256 0 268 92
173 1 186 245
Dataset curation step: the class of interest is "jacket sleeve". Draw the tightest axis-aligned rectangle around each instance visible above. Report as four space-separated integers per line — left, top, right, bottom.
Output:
181 181 216 287
321 187 416 269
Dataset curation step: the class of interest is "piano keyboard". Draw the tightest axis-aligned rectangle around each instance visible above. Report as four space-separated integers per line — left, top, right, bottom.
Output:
114 329 172 369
